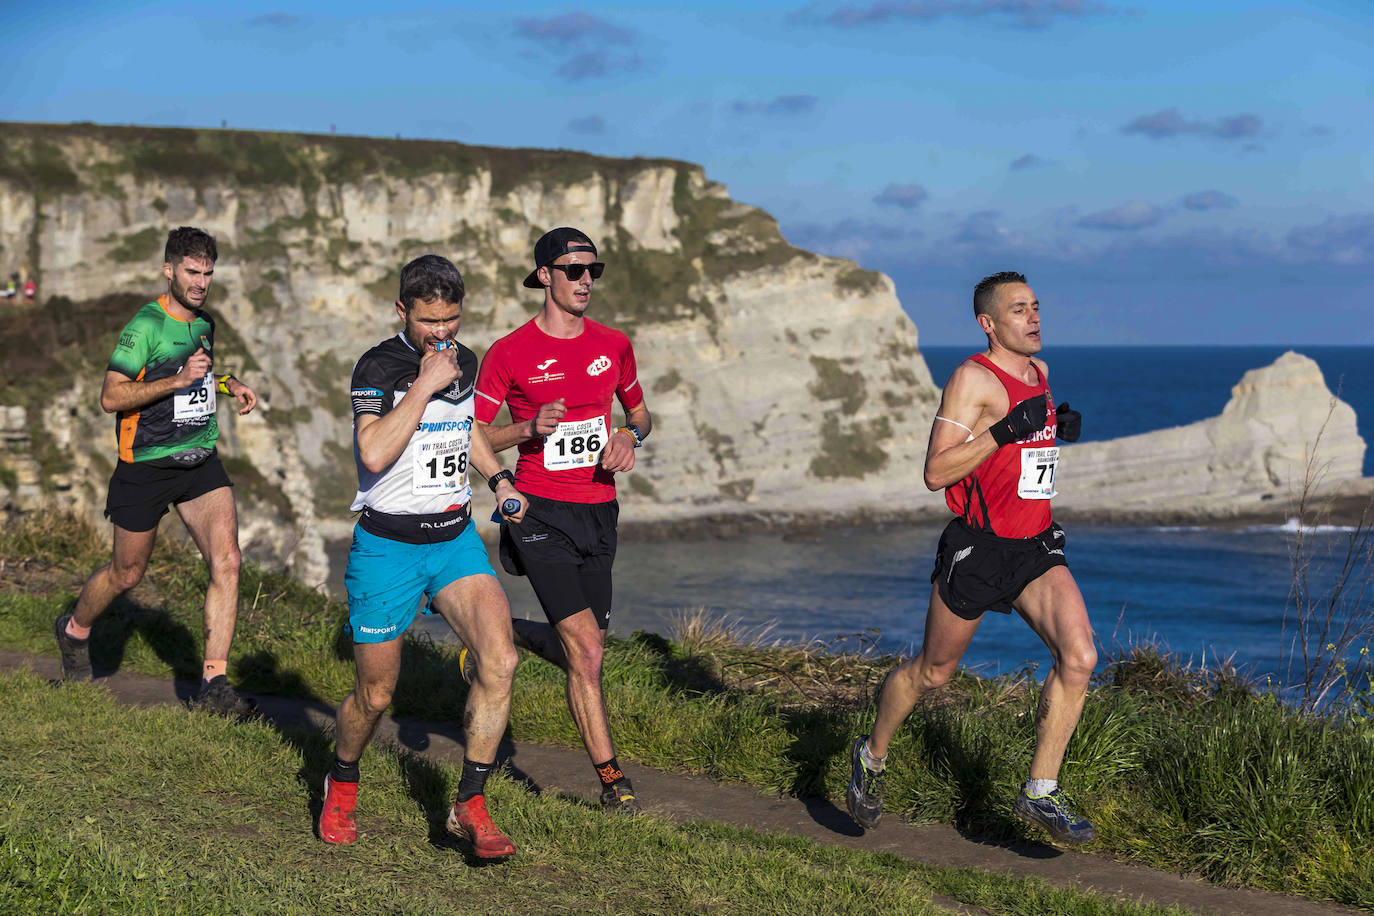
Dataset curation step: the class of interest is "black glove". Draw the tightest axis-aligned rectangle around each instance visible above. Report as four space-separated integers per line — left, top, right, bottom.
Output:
1055 402 1082 442
989 393 1048 447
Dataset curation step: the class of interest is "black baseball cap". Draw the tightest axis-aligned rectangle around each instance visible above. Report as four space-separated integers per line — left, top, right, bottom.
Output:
523 227 598 289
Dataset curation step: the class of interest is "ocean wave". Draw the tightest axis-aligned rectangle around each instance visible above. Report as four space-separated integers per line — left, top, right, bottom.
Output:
1245 518 1359 535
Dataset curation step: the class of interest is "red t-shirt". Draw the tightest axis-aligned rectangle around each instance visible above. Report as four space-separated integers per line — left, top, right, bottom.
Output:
945 353 1058 538
475 317 643 504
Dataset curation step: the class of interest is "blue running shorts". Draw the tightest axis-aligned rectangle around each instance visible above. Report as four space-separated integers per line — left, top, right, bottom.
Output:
344 522 496 643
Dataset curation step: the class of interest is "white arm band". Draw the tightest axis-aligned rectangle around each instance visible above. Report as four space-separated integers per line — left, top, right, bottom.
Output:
935 415 975 443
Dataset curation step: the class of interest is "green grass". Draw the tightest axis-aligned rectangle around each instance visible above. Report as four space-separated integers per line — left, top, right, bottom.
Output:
0 669 1188 916
2 514 1372 909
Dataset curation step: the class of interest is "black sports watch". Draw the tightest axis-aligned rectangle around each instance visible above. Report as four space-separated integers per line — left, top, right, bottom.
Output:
488 469 515 492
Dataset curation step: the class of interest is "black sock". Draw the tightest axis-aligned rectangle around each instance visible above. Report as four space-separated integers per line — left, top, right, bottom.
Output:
456 758 492 802
330 756 360 784
594 756 628 789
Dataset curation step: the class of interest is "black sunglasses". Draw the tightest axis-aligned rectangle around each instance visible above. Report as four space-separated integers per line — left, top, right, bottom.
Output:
548 262 605 281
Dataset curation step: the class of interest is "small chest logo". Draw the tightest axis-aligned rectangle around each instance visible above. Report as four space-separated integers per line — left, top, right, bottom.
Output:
537 358 558 370
586 355 612 377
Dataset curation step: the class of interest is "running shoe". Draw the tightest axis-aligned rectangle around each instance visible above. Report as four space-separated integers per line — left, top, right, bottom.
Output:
53 614 92 682
318 775 359 845
446 795 516 859
458 645 476 685
190 675 258 718
599 778 642 815
846 735 885 829
1013 788 1097 845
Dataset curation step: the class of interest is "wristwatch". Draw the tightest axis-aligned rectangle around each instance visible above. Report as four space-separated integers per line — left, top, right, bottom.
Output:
617 424 644 448
488 469 515 492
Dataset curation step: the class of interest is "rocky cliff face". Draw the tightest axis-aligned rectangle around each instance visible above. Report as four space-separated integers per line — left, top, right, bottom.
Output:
0 123 938 584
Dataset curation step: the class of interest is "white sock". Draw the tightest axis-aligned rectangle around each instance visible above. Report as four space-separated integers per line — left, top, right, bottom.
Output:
860 740 885 773
1025 778 1057 798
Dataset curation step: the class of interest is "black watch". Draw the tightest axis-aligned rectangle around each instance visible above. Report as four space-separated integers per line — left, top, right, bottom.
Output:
488 469 515 492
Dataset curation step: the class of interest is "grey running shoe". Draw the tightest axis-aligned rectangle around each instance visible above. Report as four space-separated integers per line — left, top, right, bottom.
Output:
190 675 258 718
53 614 92 681
846 735 884 829
599 779 642 815
1013 789 1097 845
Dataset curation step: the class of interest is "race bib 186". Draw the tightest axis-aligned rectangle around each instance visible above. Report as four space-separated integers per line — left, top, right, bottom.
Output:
544 416 607 471
173 372 216 420
1018 446 1059 500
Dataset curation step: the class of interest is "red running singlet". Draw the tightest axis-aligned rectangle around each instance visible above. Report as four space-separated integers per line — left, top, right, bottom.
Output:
944 353 1058 539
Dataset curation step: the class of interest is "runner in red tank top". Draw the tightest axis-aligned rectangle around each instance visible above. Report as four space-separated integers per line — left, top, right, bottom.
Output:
846 272 1098 846
475 227 653 814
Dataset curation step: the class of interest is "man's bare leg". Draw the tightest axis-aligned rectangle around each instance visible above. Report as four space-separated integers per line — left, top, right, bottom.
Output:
174 486 241 665
1012 565 1096 781
432 574 520 763
1009 564 1098 844
432 573 520 856
867 585 982 758
57 523 158 681
847 586 980 828
72 525 159 627
335 637 403 762
550 608 614 763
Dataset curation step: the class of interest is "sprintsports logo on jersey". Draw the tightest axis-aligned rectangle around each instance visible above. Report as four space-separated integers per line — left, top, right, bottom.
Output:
586 355 612 376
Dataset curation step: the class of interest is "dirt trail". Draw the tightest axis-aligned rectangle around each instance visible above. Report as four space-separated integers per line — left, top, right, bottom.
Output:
3 650 1364 916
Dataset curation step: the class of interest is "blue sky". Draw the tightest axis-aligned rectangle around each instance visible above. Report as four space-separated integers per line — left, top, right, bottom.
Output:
4 0 1372 345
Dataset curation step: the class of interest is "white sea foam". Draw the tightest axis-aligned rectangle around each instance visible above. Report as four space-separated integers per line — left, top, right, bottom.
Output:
1243 517 1359 535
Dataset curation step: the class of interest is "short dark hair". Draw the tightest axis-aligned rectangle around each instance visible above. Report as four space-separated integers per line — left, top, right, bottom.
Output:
973 271 1027 317
164 226 217 265
398 254 465 310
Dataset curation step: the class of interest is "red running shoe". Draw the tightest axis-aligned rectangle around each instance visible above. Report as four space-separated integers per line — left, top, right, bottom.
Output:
446 795 515 859
319 775 358 845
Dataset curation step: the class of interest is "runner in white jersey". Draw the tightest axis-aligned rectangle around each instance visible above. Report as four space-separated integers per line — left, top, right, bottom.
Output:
318 255 526 860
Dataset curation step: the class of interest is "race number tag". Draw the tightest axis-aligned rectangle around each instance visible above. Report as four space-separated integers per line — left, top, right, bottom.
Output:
544 416 607 470
1018 446 1059 500
413 428 470 495
173 372 216 420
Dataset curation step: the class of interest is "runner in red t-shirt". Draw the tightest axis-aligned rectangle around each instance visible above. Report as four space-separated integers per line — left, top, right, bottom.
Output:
846 272 1098 846
475 227 653 813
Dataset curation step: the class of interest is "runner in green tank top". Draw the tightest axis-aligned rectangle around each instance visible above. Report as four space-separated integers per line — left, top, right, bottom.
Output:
54 227 260 717
108 297 220 464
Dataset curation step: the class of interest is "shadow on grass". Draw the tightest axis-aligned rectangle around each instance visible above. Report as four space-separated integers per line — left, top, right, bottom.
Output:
89 595 202 685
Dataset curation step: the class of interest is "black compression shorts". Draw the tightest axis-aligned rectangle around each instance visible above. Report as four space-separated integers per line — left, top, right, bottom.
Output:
930 517 1068 620
500 494 617 628
104 452 233 532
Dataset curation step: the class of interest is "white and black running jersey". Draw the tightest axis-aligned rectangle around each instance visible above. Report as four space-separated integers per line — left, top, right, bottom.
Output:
348 334 479 542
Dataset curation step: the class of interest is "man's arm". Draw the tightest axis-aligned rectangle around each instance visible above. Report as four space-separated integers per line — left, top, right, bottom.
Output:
355 349 459 473
99 348 212 414
600 401 652 473
922 363 1002 491
479 399 567 453
468 420 527 522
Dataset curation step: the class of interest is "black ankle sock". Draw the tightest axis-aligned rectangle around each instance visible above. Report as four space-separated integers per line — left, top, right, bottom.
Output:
456 758 493 802
330 756 360 784
594 756 627 788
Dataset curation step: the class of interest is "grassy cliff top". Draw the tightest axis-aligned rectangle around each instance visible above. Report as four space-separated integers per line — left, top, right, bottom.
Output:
0 120 703 197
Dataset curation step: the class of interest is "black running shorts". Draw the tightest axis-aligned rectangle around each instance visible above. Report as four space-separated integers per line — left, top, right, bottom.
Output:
104 452 233 532
930 517 1068 620
500 494 617 628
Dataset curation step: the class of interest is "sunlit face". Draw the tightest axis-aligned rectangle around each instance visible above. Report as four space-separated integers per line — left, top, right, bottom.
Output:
163 256 214 310
981 282 1042 355
539 249 596 318
397 296 462 353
